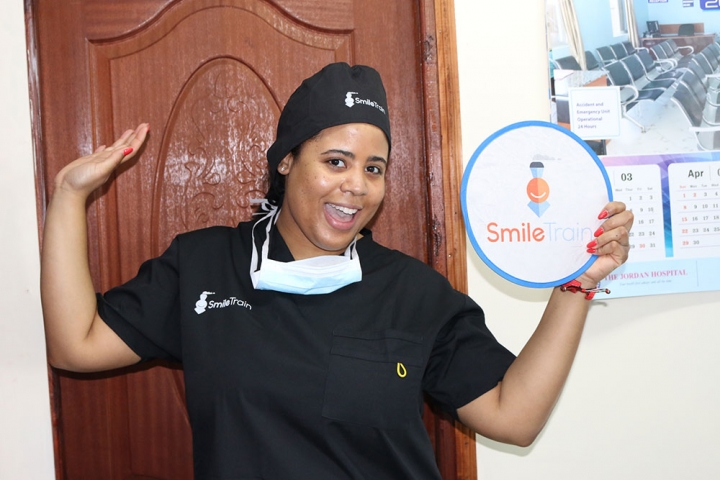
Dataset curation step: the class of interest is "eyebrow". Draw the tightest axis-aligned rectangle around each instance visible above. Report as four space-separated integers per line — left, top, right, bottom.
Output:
320 149 387 164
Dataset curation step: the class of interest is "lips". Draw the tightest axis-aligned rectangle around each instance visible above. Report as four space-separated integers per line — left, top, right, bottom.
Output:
325 203 360 228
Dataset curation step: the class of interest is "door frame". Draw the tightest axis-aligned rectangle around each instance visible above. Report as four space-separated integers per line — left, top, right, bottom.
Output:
25 0 473 478
419 2 476 479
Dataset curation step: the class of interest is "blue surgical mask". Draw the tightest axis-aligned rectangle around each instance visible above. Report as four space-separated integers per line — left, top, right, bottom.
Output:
249 201 362 295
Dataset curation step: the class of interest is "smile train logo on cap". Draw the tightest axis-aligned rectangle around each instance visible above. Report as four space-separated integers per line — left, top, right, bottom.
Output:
344 91 386 114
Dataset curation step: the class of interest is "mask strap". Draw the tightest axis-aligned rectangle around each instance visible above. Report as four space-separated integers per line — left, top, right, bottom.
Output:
345 237 358 260
250 199 359 264
250 199 280 273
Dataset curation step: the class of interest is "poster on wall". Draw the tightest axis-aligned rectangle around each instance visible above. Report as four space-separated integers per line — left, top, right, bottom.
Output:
598 153 720 298
541 0 720 298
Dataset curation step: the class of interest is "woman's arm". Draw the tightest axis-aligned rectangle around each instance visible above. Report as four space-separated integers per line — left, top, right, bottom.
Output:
457 201 634 446
41 124 149 372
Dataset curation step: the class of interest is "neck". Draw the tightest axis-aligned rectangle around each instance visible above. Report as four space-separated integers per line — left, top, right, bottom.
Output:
274 209 353 260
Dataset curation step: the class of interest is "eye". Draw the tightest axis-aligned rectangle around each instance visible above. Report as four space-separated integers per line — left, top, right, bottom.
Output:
328 158 346 168
366 165 385 176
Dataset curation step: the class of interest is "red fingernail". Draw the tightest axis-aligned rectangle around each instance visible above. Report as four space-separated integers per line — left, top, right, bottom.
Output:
598 209 609 220
123 147 133 156
586 240 598 249
594 227 604 237
587 248 597 254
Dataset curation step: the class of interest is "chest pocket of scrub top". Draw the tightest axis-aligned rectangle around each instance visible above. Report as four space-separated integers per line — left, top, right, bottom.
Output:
322 329 424 429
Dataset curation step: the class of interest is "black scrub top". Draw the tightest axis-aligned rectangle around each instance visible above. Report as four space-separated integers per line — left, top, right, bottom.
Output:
97 220 516 480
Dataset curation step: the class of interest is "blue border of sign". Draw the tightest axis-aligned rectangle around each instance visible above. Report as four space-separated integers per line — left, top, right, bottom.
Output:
461 120 613 288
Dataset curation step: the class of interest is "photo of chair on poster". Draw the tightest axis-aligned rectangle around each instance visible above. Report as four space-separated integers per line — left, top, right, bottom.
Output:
545 0 720 298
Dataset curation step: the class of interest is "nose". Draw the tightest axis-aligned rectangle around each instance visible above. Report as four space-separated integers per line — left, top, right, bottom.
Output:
340 167 368 195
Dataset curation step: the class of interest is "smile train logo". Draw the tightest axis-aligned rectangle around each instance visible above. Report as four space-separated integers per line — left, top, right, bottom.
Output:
345 92 358 107
344 91 386 114
194 290 253 315
527 161 550 217
195 291 215 314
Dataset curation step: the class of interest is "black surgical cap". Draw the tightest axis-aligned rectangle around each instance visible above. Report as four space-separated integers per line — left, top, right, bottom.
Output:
266 62 392 171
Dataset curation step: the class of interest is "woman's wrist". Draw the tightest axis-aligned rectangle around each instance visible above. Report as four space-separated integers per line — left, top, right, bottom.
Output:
50 178 92 207
559 276 609 300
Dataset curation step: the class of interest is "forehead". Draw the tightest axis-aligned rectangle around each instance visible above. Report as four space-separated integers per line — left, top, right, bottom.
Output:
305 123 389 156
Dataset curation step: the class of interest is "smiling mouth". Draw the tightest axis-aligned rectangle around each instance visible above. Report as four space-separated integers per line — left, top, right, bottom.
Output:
327 203 359 221
530 192 547 200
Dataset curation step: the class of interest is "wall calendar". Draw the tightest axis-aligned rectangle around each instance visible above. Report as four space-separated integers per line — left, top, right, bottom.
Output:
599 153 720 298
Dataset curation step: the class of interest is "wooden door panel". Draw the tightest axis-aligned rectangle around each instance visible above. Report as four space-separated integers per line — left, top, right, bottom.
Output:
82 0 355 40
152 59 278 249
31 0 469 478
57 371 132 477
87 0 354 275
126 366 191 479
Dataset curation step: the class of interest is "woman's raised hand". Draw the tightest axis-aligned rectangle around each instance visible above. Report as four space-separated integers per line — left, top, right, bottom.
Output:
53 123 149 199
42 123 150 372
577 201 634 287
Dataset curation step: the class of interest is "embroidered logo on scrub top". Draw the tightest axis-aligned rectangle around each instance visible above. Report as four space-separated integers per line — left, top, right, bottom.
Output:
194 291 252 315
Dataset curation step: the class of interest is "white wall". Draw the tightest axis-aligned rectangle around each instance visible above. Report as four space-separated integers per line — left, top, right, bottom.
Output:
0 2 56 480
455 2 720 479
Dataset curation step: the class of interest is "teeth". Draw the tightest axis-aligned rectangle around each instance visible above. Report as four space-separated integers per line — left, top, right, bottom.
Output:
330 204 358 215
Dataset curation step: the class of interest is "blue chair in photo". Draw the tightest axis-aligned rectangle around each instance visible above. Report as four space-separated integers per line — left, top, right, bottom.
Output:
671 71 720 150
603 60 666 132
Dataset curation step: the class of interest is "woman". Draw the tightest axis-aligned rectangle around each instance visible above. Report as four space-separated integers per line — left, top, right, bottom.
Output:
41 63 633 479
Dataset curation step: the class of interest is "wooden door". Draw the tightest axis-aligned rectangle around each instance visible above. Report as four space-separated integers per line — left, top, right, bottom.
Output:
28 0 472 478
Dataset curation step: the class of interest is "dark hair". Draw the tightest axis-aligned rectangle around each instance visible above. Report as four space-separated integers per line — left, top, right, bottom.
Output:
264 143 303 206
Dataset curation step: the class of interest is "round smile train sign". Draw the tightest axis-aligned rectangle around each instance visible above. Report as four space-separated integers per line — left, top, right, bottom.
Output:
461 121 612 288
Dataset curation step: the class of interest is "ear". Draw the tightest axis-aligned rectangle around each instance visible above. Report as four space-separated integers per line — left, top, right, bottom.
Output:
277 153 294 176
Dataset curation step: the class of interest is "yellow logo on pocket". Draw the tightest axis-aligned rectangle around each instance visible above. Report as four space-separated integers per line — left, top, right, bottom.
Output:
396 362 407 378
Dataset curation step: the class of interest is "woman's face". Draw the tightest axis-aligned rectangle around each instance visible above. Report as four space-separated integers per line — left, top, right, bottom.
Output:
275 123 388 260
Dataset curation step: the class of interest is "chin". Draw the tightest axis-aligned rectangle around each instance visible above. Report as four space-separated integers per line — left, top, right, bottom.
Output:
316 233 358 253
